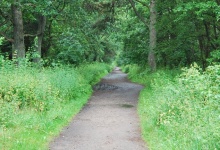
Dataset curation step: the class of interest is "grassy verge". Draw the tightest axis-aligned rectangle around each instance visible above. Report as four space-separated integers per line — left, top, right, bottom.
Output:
0 62 111 150
123 64 220 150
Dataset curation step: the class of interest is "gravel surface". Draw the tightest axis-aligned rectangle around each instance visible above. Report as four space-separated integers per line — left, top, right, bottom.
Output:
49 68 147 150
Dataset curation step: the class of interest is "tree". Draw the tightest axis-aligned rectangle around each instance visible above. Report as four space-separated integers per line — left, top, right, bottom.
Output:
118 0 220 68
148 0 157 71
173 0 220 69
11 1 25 60
128 0 157 71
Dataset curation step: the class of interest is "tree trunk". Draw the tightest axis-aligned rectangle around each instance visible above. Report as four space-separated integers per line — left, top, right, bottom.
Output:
34 15 46 63
11 2 25 60
148 0 157 71
198 36 206 70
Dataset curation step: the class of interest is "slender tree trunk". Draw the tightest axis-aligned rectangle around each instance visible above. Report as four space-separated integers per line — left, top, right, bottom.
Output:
11 2 25 60
34 15 46 63
213 21 218 40
195 21 206 70
148 0 157 71
198 37 206 70
203 21 212 57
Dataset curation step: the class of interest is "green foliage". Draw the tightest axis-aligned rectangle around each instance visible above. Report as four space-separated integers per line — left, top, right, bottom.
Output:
125 64 219 150
50 1 118 64
117 0 220 68
175 1 219 21
171 0 220 68
1 0 220 68
0 58 111 150
116 6 149 66
0 0 118 65
0 37 4 46
207 50 220 64
77 63 112 85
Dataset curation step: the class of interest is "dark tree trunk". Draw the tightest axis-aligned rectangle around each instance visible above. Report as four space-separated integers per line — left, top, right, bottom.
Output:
11 2 25 60
203 21 212 57
148 0 157 71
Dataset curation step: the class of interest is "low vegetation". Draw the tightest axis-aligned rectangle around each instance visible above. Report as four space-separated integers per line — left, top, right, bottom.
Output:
123 64 220 150
0 58 111 150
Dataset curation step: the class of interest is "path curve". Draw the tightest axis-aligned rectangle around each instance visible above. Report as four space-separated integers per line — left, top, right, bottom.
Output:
50 68 147 150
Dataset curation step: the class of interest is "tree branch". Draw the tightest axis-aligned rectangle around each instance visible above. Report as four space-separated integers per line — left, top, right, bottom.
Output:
0 20 8 27
0 32 14 42
49 0 66 22
128 0 148 27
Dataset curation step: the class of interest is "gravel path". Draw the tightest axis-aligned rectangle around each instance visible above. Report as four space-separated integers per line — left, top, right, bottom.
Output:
49 68 147 150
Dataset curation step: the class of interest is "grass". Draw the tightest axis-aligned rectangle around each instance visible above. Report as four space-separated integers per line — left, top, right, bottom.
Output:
0 61 111 150
123 64 220 150
1 98 88 149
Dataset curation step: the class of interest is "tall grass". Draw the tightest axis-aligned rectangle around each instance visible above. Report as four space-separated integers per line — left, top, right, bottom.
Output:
124 64 220 150
0 58 111 150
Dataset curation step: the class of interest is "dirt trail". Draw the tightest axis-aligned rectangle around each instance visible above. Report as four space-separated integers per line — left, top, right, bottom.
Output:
49 68 147 150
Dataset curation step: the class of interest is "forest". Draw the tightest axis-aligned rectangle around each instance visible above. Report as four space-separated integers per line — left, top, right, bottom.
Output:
0 0 219 149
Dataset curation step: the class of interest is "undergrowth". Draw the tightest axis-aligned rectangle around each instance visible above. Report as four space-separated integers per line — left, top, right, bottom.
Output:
0 57 111 150
123 64 220 150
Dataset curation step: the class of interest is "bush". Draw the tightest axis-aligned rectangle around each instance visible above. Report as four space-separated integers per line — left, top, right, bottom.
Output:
126 64 220 150
0 58 111 150
77 62 111 85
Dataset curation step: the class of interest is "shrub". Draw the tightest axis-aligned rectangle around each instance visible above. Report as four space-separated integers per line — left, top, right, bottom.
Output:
0 57 111 149
126 64 220 150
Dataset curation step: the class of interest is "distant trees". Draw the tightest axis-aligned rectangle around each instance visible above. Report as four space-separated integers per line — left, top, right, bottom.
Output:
118 0 220 69
175 1 220 68
156 0 220 69
0 0 119 65
0 0 219 68
1 1 49 63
